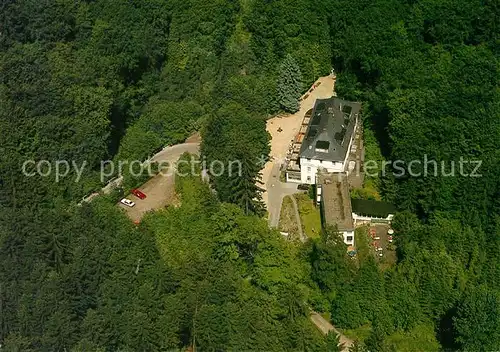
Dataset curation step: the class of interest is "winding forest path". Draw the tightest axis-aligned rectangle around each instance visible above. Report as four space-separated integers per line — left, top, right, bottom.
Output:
310 311 353 351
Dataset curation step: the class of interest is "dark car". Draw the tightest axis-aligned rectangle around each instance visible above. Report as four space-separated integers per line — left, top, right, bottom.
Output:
297 184 310 191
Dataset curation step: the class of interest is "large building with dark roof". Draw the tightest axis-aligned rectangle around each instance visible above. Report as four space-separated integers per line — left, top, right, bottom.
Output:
285 97 361 184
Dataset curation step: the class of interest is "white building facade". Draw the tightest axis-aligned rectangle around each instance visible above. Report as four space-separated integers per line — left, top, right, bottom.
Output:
299 127 356 184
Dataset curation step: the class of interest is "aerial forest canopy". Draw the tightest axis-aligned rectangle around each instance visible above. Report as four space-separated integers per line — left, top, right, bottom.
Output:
0 0 499 351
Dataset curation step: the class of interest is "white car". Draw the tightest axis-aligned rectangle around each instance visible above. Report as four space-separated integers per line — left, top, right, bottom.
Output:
120 198 135 207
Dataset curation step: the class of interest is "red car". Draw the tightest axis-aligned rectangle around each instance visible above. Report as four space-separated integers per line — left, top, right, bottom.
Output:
131 189 147 200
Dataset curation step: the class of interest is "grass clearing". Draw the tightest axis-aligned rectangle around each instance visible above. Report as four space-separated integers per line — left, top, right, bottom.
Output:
357 122 383 200
278 195 299 236
294 193 321 238
384 324 440 351
354 226 371 263
340 324 372 342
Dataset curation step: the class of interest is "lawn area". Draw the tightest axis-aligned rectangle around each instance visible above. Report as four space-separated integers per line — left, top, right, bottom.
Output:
294 193 321 238
354 226 371 262
278 195 300 237
353 125 383 200
340 324 372 343
383 324 440 351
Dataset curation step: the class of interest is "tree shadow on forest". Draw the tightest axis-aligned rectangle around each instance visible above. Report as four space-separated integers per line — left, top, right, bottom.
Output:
437 307 459 351
367 106 391 159
107 104 127 158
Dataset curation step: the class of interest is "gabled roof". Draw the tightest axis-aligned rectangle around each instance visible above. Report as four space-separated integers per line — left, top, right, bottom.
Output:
299 97 361 162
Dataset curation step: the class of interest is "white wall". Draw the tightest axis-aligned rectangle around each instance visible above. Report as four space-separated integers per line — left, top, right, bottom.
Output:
342 230 355 246
352 212 394 224
300 158 344 184
344 116 358 165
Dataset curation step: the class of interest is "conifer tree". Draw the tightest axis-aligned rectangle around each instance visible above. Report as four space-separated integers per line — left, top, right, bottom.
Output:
277 54 303 113
453 286 500 351
227 149 265 216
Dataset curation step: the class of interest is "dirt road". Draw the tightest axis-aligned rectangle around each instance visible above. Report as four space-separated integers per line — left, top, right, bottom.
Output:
310 311 353 351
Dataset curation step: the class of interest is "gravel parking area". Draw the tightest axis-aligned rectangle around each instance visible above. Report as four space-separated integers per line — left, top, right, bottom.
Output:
117 140 200 222
119 173 179 222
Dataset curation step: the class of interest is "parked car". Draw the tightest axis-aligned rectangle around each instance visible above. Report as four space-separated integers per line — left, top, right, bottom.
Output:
120 198 135 207
297 184 310 191
131 189 147 199
388 235 393 243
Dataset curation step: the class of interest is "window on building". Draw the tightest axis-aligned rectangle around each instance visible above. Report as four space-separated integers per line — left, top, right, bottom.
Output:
315 140 330 153
307 167 311 172
307 176 311 182
346 236 353 242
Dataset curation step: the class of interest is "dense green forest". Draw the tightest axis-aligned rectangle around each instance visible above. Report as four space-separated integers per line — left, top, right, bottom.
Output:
1 0 499 351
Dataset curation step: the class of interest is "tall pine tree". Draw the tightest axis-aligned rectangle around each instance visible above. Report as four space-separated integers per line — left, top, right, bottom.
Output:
227 148 266 216
277 54 303 113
